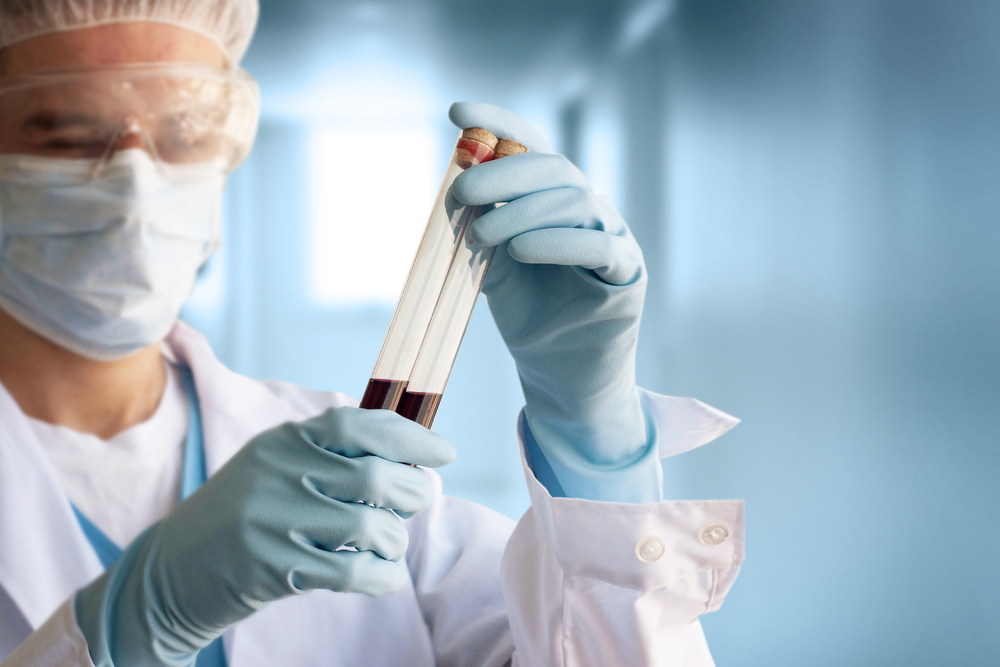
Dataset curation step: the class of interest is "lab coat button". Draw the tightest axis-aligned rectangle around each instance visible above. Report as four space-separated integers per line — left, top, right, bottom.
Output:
699 522 729 546
635 536 666 563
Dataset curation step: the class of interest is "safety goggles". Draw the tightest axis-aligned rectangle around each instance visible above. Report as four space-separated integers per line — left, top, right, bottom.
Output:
0 63 260 184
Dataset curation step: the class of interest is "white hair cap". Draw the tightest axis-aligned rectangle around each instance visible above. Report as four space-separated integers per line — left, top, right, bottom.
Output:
0 0 259 65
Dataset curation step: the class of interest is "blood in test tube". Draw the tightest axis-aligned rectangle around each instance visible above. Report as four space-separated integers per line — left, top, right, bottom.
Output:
394 391 443 429
359 378 407 411
359 128 499 412
395 138 530 428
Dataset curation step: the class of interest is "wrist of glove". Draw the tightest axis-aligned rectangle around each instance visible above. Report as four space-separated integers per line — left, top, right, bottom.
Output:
75 407 455 666
523 390 663 504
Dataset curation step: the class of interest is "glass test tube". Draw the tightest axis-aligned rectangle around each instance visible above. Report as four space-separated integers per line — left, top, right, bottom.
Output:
396 139 530 428
360 128 499 411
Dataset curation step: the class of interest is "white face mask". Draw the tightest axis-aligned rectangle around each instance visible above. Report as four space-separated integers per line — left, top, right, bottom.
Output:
0 150 225 360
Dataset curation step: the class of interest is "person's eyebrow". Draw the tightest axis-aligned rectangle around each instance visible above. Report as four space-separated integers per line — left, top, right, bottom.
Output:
20 111 105 131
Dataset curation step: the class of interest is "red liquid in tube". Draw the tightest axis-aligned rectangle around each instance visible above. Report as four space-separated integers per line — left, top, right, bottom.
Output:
395 391 444 429
359 378 408 411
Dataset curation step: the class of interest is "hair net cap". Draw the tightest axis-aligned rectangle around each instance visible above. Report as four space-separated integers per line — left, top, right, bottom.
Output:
0 0 259 66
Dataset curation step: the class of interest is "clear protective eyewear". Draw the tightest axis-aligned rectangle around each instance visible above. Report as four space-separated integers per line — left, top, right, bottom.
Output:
0 63 260 184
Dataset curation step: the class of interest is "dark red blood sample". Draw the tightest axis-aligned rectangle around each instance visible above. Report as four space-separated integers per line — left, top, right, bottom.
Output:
360 378 408 411
395 391 444 429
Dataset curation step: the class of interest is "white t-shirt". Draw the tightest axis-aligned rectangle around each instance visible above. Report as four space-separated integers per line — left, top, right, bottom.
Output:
29 362 188 548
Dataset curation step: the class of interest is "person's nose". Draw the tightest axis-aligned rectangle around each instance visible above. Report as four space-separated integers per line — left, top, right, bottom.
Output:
115 133 147 152
109 117 156 157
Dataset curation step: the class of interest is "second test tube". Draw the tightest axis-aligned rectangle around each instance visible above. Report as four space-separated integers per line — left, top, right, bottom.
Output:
397 139 530 427
360 128 498 411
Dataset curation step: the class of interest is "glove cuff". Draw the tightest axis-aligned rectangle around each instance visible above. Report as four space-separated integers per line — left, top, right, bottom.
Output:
521 392 663 503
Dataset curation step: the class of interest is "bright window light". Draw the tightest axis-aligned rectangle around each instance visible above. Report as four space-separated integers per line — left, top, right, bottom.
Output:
585 124 619 200
310 123 437 305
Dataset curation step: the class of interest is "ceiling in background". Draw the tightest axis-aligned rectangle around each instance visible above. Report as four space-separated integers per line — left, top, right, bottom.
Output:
244 0 669 120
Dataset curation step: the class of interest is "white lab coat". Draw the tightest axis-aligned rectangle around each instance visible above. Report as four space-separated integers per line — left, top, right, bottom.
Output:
0 322 744 666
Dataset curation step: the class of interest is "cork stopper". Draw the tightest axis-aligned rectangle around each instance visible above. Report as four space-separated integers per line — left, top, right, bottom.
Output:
462 127 499 147
455 127 499 169
494 139 529 159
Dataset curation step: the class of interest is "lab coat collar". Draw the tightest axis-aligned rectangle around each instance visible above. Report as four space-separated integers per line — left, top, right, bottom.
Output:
0 381 103 629
163 322 307 477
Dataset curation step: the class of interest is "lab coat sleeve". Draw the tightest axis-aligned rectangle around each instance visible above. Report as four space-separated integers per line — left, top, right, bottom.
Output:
408 390 743 667
503 437 744 665
405 478 519 667
0 598 95 667
500 391 744 667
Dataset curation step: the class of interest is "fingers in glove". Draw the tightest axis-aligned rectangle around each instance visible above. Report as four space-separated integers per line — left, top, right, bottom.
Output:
299 499 411 562
453 152 589 206
471 187 627 246
304 455 435 515
449 102 555 154
289 550 409 597
298 408 457 468
506 228 645 286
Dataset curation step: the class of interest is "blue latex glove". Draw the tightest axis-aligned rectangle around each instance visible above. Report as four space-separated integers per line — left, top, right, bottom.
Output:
75 407 455 666
449 102 661 504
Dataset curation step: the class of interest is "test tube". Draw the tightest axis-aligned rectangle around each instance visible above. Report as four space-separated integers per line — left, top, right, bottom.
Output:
360 128 499 411
396 139 530 427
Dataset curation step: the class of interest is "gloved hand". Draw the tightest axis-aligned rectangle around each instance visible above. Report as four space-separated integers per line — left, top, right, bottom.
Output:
75 407 455 666
449 102 661 504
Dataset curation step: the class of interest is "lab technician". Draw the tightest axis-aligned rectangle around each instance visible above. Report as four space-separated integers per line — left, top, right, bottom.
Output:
0 2 743 666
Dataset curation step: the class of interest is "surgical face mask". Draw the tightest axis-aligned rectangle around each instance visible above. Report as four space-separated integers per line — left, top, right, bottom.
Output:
0 149 225 360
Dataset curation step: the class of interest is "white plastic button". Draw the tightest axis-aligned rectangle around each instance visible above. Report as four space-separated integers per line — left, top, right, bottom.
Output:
635 536 666 563
698 522 730 546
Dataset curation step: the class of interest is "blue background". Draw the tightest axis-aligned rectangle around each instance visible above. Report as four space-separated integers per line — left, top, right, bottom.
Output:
181 1 1000 663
